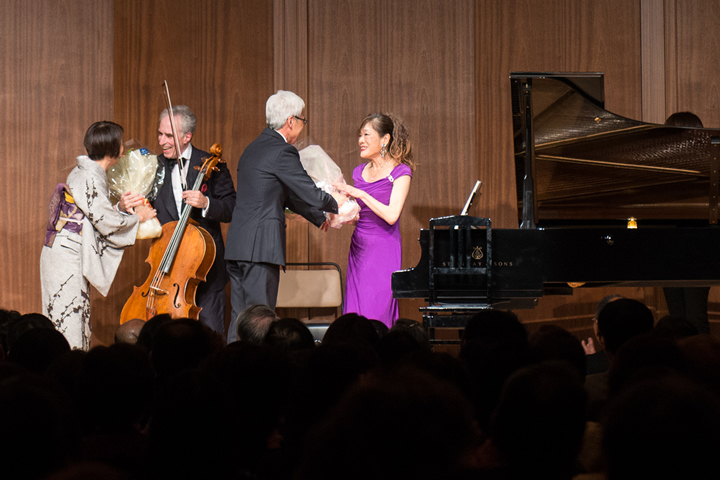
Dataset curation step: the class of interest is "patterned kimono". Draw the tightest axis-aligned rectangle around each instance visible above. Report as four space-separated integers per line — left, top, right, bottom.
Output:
40 155 139 350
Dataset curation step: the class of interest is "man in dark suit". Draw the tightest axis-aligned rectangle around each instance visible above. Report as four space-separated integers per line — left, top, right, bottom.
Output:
123 105 236 334
224 90 340 343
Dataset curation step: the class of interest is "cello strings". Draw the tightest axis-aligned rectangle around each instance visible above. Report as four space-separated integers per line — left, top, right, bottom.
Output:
143 156 214 316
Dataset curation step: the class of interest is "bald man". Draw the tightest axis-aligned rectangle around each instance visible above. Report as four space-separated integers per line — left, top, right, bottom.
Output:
115 319 146 345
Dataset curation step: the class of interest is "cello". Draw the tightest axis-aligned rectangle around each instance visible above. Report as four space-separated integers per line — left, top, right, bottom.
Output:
120 144 223 323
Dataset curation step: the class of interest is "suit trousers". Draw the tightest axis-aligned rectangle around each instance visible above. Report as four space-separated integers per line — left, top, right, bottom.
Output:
196 280 226 335
226 259 280 343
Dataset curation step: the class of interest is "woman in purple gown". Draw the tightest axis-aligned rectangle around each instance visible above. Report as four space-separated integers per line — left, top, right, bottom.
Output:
334 114 414 327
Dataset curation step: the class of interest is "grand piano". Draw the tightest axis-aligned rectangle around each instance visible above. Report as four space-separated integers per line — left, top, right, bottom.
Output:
392 72 720 324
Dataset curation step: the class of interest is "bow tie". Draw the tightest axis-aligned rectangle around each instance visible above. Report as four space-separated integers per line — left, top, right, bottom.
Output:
166 157 187 168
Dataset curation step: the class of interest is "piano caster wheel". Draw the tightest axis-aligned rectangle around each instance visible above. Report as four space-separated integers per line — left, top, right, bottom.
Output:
603 235 614 245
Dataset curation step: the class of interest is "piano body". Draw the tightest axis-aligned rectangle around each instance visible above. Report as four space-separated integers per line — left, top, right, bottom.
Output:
392 72 720 325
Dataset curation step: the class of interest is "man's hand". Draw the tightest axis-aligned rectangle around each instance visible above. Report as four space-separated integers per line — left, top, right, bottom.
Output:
330 189 349 207
182 190 209 209
119 192 145 214
582 337 596 355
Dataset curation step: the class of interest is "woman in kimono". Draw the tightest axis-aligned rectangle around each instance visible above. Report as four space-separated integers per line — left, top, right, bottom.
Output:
40 121 156 350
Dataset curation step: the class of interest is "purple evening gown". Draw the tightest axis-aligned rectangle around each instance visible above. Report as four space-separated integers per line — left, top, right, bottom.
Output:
344 163 412 327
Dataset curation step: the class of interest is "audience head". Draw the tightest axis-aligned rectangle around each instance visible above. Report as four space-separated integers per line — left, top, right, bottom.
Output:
460 311 535 431
281 342 381 456
594 294 624 319
678 335 720 396
296 369 478 480
263 317 315 354
114 318 146 345
603 374 720 480
322 313 380 349
157 342 297 477
529 324 586 379
378 318 432 368
150 318 219 380
390 318 431 350
8 328 70 374
653 314 698 340
369 319 389 338
595 298 654 356
377 330 425 368
0 309 21 357
43 463 128 480
6 312 55 354
76 343 153 434
0 375 79 480
135 313 172 353
490 362 587 480
402 351 473 400
607 333 686 396
461 309 527 348
236 304 278 344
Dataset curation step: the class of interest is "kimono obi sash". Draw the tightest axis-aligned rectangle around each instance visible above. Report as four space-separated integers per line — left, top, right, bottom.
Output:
45 183 84 247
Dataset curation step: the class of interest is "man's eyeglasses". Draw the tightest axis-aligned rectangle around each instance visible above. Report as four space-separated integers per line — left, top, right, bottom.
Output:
294 115 308 125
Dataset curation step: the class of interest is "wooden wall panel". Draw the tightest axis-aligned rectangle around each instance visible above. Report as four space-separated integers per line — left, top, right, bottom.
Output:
476 0 568 230
477 0 643 230
102 0 274 345
7 0 720 344
386 0 477 319
641 0 666 123
294 0 385 320
666 1 720 328
0 0 114 316
668 1 720 128
304 0 476 321
274 0 311 277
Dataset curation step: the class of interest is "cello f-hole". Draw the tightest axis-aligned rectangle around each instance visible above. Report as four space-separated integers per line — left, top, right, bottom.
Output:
172 283 181 308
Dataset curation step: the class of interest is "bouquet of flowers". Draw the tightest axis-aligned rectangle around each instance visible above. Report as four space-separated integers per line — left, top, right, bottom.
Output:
297 142 360 228
107 140 164 239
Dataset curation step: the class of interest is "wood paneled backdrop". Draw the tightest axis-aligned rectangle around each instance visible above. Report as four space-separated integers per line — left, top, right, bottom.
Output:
3 0 720 346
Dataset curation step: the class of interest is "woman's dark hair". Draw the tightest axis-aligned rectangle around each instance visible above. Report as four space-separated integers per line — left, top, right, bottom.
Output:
83 121 124 160
359 113 414 169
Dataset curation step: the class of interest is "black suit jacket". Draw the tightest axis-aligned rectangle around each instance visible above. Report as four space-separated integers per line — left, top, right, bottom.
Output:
225 128 338 266
155 145 236 291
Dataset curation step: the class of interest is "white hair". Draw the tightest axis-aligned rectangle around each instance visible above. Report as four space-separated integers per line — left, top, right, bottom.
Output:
159 105 197 135
266 90 305 130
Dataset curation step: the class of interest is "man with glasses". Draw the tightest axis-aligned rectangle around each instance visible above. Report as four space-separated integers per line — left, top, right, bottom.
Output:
224 90 342 343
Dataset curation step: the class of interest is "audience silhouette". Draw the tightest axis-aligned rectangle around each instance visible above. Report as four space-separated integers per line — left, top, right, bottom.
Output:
0 298 718 480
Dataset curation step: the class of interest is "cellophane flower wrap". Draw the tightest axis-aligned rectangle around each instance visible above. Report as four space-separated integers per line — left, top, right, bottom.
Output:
107 140 163 239
297 143 360 228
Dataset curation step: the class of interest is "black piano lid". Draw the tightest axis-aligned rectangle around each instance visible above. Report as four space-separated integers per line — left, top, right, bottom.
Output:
390 74 720 307
511 72 720 225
